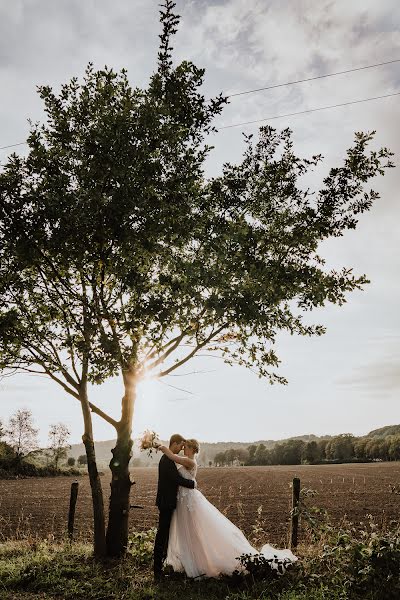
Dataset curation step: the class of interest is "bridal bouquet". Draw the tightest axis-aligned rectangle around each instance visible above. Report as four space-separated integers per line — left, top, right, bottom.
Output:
139 430 161 456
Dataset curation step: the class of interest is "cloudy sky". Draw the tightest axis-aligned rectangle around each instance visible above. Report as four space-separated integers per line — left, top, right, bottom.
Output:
1 0 399 446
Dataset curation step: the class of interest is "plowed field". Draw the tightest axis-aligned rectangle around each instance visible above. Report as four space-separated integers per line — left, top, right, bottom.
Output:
1 463 399 546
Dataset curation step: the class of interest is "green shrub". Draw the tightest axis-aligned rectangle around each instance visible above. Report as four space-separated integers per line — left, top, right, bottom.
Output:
0 457 81 478
1 520 400 599
0 441 15 459
301 516 400 599
128 528 156 565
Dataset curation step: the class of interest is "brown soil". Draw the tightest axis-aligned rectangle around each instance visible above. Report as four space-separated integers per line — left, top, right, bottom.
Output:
1 463 399 546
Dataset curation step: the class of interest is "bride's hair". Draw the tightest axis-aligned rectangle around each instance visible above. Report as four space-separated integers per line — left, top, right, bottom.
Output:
185 438 200 454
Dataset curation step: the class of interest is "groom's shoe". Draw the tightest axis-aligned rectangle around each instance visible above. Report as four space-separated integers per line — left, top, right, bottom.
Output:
153 571 165 584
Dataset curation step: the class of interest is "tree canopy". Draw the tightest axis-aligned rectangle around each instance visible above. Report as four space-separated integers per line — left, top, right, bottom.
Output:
0 84 393 393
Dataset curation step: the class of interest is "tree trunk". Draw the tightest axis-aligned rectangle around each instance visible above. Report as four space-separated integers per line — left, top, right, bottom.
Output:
105 427 134 556
82 433 107 558
105 371 136 557
80 387 107 558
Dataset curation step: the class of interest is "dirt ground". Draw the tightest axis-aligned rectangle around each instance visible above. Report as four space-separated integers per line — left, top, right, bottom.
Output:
1 462 399 546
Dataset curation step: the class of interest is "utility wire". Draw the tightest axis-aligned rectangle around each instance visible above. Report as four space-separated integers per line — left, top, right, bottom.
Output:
226 58 400 98
218 91 400 129
1 58 399 149
2 90 398 150
0 141 27 151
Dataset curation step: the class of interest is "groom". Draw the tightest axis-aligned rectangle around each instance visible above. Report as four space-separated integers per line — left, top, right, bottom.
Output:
153 433 195 580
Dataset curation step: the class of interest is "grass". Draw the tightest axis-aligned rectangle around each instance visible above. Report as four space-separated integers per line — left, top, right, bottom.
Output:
0 538 344 600
1 514 399 600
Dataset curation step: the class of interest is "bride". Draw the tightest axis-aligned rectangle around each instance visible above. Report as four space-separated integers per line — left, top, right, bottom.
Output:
157 439 298 579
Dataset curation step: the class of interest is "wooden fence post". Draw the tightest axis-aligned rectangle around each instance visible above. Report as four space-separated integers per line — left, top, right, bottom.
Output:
290 477 300 549
68 481 79 540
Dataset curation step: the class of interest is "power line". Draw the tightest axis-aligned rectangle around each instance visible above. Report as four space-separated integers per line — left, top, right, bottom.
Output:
1 67 400 150
226 58 400 98
218 91 400 129
0 141 26 151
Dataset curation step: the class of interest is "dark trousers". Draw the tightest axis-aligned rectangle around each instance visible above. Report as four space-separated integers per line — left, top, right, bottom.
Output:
153 508 174 575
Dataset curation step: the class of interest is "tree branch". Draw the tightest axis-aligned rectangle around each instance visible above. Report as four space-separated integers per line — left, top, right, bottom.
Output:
95 266 125 366
141 309 209 368
142 330 187 373
143 332 184 363
87 401 119 428
36 264 83 333
155 324 228 378
27 338 80 392
23 348 119 428
26 346 81 399
35 268 85 381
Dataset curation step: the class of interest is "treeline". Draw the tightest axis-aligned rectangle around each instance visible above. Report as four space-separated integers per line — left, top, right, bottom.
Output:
0 409 81 478
214 448 249 466
214 434 400 466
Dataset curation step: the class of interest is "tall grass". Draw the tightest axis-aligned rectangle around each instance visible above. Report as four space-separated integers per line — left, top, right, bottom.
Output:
1 514 399 600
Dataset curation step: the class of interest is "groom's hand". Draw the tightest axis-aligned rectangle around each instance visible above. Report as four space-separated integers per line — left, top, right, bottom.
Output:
194 481 198 489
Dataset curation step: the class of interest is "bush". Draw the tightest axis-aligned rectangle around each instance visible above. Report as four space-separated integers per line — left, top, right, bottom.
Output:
300 516 400 599
77 454 88 466
128 528 156 565
1 520 399 600
237 551 297 579
0 457 81 478
0 441 15 459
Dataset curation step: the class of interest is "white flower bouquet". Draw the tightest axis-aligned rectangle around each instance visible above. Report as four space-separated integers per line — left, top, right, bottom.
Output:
138 430 161 456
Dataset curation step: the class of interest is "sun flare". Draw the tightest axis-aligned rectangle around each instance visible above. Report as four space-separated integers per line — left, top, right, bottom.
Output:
133 376 163 438
137 377 161 404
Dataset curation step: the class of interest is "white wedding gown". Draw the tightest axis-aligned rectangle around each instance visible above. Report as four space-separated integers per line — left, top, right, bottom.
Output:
166 462 298 579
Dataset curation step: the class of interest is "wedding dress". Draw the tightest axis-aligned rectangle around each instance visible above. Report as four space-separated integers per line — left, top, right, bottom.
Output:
166 461 298 579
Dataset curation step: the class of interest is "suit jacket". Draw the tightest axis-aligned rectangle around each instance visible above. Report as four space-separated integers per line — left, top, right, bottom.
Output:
156 453 195 510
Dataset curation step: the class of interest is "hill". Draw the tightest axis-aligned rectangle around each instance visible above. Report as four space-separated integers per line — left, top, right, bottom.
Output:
67 425 400 469
366 424 400 438
68 433 335 468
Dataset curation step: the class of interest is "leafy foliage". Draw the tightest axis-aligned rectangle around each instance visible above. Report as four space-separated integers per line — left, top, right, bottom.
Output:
128 527 156 565
243 434 400 465
214 448 249 466
0 2 394 402
0 440 15 459
301 515 400 599
367 424 400 438
2 518 399 599
0 458 80 479
236 551 296 580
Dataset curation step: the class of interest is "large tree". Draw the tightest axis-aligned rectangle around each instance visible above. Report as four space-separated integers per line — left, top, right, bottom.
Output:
48 422 71 469
6 408 39 462
0 0 394 557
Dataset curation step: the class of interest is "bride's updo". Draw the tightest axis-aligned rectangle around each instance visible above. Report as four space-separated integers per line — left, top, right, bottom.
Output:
185 438 200 454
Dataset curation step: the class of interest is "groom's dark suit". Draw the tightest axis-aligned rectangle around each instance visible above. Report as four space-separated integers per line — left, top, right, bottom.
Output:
153 453 195 577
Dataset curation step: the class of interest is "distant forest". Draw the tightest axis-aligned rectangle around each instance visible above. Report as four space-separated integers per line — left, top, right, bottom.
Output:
66 424 400 468
214 431 400 466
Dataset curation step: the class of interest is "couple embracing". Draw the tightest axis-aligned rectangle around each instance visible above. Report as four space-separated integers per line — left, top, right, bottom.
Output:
153 434 297 581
